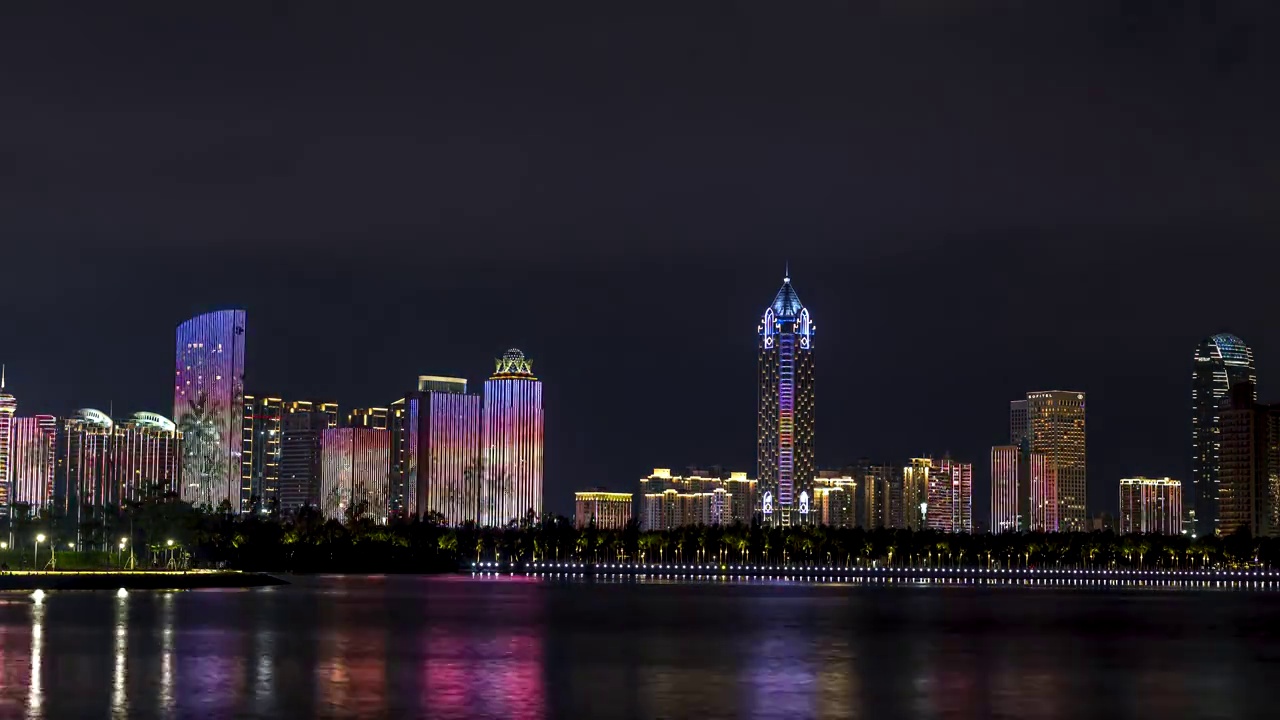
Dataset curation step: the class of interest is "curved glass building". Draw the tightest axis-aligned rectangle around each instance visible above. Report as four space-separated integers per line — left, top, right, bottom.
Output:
174 310 247 511
757 271 815 527
1191 333 1256 536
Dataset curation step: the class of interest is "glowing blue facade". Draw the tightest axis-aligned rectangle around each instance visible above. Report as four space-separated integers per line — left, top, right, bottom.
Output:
1192 333 1257 537
758 273 815 527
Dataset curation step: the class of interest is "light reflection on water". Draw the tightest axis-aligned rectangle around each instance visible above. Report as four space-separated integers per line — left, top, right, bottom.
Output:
0 576 1276 718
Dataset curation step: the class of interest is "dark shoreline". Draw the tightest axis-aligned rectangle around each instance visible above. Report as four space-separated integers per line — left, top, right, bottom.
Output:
0 571 288 591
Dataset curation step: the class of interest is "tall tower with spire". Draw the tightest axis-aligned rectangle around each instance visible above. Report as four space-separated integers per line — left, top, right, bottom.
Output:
0 366 17 510
758 270 816 527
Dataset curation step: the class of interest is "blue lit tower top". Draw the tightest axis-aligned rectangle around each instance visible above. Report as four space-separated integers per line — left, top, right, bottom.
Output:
758 271 815 528
1191 332 1257 537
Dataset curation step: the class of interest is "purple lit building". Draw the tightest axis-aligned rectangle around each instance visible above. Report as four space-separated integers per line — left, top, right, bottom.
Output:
8 415 57 511
758 271 815 527
404 378 482 524
318 427 391 521
174 310 246 511
481 350 544 526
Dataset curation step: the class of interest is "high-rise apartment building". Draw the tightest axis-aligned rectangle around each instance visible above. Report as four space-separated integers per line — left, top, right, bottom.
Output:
574 490 633 529
1218 382 1279 538
1191 334 1257 537
481 349 544 526
8 415 57 511
757 271 815 528
114 412 182 505
1119 477 1183 535
0 367 16 510
860 462 895 529
56 409 116 514
813 471 857 528
926 456 973 533
902 458 932 530
174 310 246 511
241 394 284 512
405 379 482 524
318 427 391 522
991 444 1051 532
638 468 754 531
1012 391 1086 531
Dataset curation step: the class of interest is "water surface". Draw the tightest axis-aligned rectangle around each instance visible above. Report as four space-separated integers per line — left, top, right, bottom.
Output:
0 575 1276 718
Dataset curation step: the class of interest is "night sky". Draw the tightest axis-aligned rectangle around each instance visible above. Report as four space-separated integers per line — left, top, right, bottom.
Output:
2 3 1278 520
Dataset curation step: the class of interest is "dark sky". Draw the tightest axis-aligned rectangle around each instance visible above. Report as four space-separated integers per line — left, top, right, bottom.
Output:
2 2 1278 520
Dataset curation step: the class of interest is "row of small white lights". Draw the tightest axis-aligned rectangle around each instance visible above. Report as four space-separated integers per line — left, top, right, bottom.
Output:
473 561 1279 577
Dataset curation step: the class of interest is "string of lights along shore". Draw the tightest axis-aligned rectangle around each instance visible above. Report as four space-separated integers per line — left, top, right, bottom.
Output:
0 276 1276 543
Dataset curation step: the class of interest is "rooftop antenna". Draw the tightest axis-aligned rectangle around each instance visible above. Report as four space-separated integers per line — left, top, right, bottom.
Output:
784 261 790 283
1 363 5 390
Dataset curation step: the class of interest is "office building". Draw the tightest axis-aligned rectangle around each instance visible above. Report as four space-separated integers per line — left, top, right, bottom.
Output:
8 415 57 511
1218 382 1279 537
405 380 482 524
241 395 284 512
174 309 247 510
481 349 544 526
1119 477 1183 535
926 456 973 533
1012 391 1086 531
279 408 338 514
757 270 816 527
1191 333 1257 537
574 490 633 529
0 367 16 510
318 427 391 522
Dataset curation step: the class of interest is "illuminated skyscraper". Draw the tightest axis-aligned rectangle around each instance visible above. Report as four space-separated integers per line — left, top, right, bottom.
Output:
0 366 16 510
114 412 182 505
318 427 391 521
1218 382 1279 537
56 409 116 514
8 415 56 511
1012 391 1086 531
1191 333 1257 537
991 443 1050 532
757 271 815 527
279 408 338 514
902 458 932 530
1119 477 1183 535
241 394 284 512
481 349 544 526
925 456 973 533
174 309 246 511
405 379 482 524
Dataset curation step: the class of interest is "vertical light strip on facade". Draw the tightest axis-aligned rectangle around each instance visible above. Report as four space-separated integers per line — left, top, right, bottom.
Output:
481 350 544 527
1119 477 1183 535
9 416 57 511
318 428 391 522
757 274 815 528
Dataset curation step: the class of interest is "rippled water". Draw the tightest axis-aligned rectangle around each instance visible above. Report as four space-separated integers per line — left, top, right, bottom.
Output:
0 575 1276 719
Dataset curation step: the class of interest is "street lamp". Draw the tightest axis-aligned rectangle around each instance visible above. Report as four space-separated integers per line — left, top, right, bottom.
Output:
0 541 7 550
34 533 46 569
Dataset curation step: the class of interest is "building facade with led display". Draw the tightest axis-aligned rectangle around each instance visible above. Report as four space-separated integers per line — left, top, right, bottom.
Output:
990 444 1051 532
404 378 482 524
481 349 544 526
174 309 246 511
318 427 391 522
0 368 16 511
1012 391 1085 532
924 456 973 533
1119 477 1183 535
574 490 633 529
8 415 57 511
1191 333 1257 537
757 271 815 528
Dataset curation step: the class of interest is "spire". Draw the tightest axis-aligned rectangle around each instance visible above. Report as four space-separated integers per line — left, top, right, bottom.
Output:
784 261 790 284
1 363 5 390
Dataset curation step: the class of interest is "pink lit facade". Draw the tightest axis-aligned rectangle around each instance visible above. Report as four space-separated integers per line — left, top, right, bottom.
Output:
8 415 56 511
319 428 391 521
0 375 16 509
114 414 182 504
1119 477 1183 535
407 387 482 524
1031 457 1057 531
925 457 973 533
481 350 544 526
991 445 1021 533
174 309 246 510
